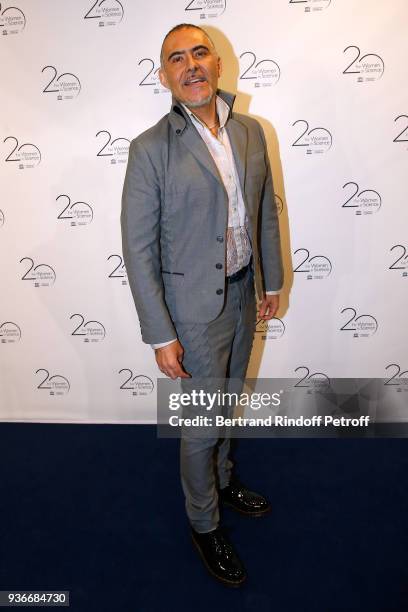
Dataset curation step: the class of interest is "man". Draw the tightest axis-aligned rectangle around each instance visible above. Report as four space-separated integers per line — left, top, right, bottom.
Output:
121 24 283 587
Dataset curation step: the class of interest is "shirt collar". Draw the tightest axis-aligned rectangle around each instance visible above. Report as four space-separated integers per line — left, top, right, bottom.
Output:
181 95 230 131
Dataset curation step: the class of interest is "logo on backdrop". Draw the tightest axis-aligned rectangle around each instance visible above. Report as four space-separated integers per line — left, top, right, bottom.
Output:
96 130 130 164
239 52 281 88
293 367 331 391
3 137 41 169
384 364 408 392
275 195 284 216
108 254 128 285
41 66 81 100
0 3 26 35
20 257 56 287
56 194 93 226
0 321 21 343
119 370 154 396
184 0 226 19
293 248 332 279
388 245 408 278
138 59 168 94
342 46 384 83
291 120 332 154
255 317 286 341
84 0 124 26
340 307 378 338
0 209 4 227
289 0 331 13
36 369 70 396
70 314 106 343
341 182 381 215
393 115 408 149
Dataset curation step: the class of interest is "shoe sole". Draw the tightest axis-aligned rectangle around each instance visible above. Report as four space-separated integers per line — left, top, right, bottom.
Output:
221 500 272 517
191 533 247 588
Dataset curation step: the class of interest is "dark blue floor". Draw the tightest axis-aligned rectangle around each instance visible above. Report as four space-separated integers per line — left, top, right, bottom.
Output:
1 424 407 611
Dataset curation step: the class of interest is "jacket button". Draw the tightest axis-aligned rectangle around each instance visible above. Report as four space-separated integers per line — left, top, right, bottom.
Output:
176 129 181 135
216 288 223 295
216 236 224 243
215 263 223 269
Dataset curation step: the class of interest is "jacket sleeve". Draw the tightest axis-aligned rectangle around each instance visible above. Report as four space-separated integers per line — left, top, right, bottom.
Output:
121 137 177 344
257 123 284 293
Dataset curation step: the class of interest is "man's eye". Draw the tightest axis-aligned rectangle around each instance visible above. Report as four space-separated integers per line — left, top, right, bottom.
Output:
172 56 182 63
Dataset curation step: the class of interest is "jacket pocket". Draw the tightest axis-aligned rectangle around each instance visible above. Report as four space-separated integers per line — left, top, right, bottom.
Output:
162 271 185 286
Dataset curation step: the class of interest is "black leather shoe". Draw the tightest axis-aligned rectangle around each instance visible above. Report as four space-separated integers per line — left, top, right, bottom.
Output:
219 481 271 516
191 527 247 587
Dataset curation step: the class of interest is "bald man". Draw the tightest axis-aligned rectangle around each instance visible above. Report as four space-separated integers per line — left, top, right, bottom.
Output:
121 23 283 586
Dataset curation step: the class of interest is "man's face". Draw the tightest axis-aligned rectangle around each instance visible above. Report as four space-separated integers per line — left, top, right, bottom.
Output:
159 27 221 108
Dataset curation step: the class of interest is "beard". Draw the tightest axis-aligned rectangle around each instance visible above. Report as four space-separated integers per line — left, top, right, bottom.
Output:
177 81 214 109
183 92 214 109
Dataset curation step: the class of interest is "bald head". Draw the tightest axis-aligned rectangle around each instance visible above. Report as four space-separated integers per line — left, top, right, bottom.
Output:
160 23 216 67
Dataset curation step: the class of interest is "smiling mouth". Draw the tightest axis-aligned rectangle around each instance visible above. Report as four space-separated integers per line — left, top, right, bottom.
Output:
184 77 207 86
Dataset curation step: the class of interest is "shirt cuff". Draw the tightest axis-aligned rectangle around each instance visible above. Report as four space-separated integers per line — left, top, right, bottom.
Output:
151 338 177 350
265 289 281 295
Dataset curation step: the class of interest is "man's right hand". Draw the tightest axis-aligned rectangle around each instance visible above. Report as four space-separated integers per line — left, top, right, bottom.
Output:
155 340 190 379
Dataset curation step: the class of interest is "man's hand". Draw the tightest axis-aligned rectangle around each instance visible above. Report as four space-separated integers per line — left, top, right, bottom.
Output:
258 294 279 320
155 340 190 379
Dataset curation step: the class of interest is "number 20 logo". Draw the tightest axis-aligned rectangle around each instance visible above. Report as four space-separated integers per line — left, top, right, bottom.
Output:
393 115 408 143
84 0 124 22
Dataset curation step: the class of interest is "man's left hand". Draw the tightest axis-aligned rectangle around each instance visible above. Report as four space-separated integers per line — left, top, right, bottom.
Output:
258 294 279 320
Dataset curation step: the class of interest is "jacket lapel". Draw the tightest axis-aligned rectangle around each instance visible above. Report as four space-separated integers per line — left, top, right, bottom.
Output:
179 124 223 185
168 99 223 186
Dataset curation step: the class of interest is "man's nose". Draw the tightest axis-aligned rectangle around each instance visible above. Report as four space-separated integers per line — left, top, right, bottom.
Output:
185 53 199 72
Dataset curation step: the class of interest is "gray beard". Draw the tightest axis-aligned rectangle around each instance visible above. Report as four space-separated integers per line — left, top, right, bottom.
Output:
181 92 213 109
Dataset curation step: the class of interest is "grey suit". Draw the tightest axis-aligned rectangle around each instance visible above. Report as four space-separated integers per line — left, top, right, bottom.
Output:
121 90 283 345
121 89 283 532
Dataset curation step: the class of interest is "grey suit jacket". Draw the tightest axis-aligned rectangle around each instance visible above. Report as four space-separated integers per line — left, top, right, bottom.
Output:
121 89 283 345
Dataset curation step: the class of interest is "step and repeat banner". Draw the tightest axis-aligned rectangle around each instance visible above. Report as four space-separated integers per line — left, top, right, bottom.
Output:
0 0 407 422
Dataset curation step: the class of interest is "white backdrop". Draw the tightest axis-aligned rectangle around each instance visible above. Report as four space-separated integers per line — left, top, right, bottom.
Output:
0 0 407 422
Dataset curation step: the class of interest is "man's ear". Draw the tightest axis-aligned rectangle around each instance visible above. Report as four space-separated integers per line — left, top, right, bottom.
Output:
217 56 222 79
158 67 169 89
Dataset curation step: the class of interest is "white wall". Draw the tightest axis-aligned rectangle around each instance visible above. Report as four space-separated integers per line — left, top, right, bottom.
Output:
1 0 407 422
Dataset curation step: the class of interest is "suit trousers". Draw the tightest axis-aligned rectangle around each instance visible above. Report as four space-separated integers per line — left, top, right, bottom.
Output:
175 268 257 533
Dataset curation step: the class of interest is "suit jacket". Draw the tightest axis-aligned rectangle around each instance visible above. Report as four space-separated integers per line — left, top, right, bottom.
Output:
121 89 283 345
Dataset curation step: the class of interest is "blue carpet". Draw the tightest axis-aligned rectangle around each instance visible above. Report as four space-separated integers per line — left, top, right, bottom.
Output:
0 424 407 611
